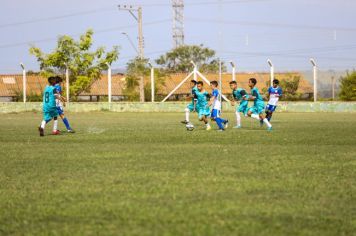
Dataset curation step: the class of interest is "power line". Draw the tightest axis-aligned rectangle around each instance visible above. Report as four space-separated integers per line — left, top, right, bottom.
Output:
0 0 268 29
137 0 270 7
0 7 116 29
0 19 171 49
221 50 356 62
186 17 356 32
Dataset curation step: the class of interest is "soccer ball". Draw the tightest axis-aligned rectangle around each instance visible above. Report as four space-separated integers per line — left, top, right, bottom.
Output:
186 123 195 131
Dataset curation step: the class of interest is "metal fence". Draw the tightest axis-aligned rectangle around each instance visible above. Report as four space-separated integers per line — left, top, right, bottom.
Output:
0 68 341 103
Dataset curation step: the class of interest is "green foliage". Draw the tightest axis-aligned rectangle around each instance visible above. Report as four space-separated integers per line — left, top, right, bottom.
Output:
155 44 225 73
339 71 356 101
13 90 43 102
279 74 302 101
29 29 119 97
124 57 167 101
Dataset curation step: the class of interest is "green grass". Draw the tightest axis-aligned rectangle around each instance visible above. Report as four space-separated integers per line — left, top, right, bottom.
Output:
0 112 355 236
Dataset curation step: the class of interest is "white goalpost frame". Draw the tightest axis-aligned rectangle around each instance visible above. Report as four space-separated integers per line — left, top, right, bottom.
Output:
161 71 195 102
161 62 230 103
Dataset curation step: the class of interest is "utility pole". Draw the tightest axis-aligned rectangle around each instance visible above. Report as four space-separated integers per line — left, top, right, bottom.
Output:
172 0 185 48
118 4 145 102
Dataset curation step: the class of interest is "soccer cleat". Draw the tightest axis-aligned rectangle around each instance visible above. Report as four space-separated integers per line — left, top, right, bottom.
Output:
217 129 225 132
52 130 61 135
67 129 76 133
233 125 242 129
267 127 273 131
224 120 229 129
38 127 44 137
181 120 189 124
206 125 211 131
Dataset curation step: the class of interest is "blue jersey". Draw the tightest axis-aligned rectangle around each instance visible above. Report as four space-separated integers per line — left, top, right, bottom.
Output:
43 85 58 112
54 84 62 95
211 88 221 110
267 86 282 106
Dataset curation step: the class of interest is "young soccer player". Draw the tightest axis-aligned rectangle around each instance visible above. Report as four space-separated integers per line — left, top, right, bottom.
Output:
195 81 211 130
181 80 198 124
229 81 249 128
209 81 228 131
54 77 75 133
265 79 282 122
246 78 273 131
38 76 65 136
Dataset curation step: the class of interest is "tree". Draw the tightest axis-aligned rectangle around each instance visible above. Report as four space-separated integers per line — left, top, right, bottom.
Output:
155 44 225 73
263 74 302 101
123 57 166 101
29 29 119 97
339 71 356 101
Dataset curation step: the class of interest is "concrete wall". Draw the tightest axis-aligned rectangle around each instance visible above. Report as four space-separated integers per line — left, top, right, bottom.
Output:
1 102 356 113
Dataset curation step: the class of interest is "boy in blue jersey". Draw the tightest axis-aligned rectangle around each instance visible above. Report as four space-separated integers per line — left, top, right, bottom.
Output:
195 81 211 130
181 80 198 124
265 79 282 122
38 76 65 136
229 81 249 128
209 81 228 131
246 78 273 131
55 77 75 133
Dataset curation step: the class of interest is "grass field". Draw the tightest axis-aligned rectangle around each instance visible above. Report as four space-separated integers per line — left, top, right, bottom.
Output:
0 112 355 235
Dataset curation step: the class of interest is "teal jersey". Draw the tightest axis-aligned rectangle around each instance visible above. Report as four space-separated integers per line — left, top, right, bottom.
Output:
196 90 210 108
191 86 198 103
43 85 57 112
250 87 264 106
233 88 249 101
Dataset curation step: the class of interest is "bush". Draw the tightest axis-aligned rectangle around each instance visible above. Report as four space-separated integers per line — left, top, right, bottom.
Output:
339 71 356 101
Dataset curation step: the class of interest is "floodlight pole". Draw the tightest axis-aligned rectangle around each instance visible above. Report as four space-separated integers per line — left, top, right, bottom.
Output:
106 63 112 104
65 63 70 104
267 59 274 86
230 61 236 81
331 76 335 100
219 58 222 103
148 63 154 102
310 58 317 102
20 63 26 103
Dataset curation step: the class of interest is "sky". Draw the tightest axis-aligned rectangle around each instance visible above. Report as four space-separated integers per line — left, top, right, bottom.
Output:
0 0 356 74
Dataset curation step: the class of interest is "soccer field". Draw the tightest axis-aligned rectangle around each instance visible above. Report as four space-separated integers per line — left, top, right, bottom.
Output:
0 112 355 235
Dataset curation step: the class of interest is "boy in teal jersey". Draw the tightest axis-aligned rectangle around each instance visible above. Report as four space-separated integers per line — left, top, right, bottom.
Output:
181 80 198 124
246 78 272 131
195 81 211 130
38 76 65 136
229 81 249 128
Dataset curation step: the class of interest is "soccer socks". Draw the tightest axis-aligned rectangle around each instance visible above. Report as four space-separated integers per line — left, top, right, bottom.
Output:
263 118 272 128
215 117 225 130
185 108 190 122
40 120 46 129
53 120 58 131
235 111 241 126
62 118 71 130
